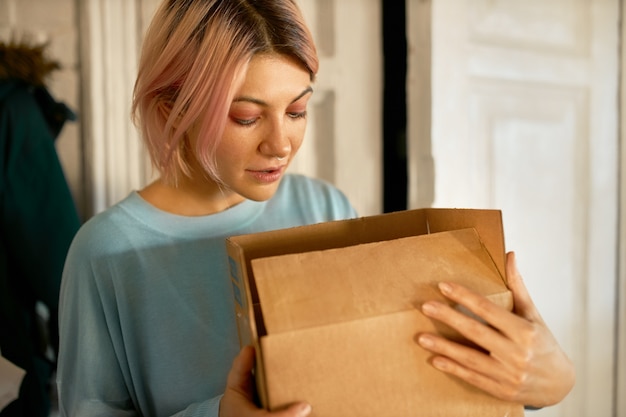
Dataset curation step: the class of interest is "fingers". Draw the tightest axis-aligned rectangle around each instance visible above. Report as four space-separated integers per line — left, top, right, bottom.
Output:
424 352 522 402
417 289 527 401
425 280 529 346
417 331 514 384
505 252 544 323
419 295 528 379
269 403 312 417
221 346 312 417
424 252 545 345
226 345 256 397
233 345 256 375
417 251 576 407
420 295 511 355
417 259 534 382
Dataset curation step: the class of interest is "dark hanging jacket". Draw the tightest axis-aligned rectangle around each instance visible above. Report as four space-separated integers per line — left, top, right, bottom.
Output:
0 43 81 417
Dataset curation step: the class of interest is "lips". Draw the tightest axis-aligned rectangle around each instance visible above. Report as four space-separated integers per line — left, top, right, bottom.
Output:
246 165 286 183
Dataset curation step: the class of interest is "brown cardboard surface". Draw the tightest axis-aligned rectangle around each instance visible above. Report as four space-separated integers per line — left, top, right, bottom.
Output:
226 208 524 416
252 228 510 337
261 310 520 417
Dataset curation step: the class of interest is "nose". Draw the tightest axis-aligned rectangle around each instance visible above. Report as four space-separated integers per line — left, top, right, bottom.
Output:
259 119 291 159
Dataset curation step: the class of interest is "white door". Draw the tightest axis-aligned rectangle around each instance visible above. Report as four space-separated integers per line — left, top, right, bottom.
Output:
295 0 383 216
408 1 620 416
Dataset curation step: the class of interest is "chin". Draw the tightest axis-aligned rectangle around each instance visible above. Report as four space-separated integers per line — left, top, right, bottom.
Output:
239 183 281 202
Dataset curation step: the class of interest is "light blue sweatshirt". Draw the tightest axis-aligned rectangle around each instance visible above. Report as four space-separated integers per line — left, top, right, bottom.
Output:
57 174 357 417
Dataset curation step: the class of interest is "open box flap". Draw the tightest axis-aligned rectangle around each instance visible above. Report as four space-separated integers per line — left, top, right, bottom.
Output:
227 208 506 315
252 228 510 335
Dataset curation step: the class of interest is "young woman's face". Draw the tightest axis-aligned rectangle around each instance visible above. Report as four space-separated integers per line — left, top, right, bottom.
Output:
212 53 313 202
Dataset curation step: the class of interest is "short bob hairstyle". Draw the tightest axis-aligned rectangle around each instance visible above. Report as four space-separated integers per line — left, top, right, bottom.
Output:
132 0 318 184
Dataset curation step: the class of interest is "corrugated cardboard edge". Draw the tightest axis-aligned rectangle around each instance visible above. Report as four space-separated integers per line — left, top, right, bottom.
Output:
226 241 269 406
424 208 507 282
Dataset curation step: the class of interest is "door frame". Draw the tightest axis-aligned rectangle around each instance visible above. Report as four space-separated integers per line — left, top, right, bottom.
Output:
617 2 626 414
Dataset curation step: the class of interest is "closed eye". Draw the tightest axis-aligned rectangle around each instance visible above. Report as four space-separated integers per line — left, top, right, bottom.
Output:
288 111 307 120
233 117 258 126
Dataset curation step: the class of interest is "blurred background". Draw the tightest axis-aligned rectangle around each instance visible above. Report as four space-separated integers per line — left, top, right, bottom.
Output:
0 0 624 416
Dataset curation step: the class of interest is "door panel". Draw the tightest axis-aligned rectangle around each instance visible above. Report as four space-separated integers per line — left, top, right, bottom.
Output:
408 1 619 415
297 0 383 216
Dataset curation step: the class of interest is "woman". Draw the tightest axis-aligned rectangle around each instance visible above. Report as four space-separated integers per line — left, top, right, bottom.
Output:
57 1 574 416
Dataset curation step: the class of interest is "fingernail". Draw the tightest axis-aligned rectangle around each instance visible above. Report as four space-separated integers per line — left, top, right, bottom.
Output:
438 282 452 295
432 357 449 371
297 403 312 417
418 334 434 348
421 302 437 315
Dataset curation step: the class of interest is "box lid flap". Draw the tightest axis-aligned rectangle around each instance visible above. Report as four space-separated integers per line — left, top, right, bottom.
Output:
253 227 507 335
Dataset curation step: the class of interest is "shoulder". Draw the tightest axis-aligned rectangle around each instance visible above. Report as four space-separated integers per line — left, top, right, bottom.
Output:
66 194 143 260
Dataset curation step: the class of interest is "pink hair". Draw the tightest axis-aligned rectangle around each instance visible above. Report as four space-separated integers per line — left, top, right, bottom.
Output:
132 0 318 184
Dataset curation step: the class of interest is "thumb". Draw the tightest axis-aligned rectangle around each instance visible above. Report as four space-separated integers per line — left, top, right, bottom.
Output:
225 346 312 417
269 402 313 417
506 251 544 323
226 345 256 398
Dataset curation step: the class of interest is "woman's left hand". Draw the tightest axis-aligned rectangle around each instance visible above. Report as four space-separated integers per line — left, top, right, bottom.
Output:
416 251 575 408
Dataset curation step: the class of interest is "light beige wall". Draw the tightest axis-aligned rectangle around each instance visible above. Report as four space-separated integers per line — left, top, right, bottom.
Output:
0 0 84 218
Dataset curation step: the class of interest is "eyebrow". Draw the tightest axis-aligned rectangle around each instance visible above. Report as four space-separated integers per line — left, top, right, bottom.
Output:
233 86 314 106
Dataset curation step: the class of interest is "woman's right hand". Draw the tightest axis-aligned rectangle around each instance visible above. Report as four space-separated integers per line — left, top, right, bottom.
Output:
220 345 312 417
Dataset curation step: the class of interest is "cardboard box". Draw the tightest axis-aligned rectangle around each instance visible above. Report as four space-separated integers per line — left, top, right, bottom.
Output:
226 208 524 417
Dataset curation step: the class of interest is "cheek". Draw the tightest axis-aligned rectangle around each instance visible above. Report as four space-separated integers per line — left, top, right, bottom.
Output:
217 125 255 159
290 123 307 153
215 143 243 168
212 135 245 172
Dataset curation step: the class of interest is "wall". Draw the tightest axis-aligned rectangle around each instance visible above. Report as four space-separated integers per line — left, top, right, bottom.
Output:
0 0 84 218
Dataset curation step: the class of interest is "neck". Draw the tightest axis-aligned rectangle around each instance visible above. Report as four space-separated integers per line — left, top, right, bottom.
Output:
139 174 245 216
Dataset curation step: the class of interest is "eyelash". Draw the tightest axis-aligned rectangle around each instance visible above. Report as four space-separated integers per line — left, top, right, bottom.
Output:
288 111 307 120
234 118 257 126
234 111 307 127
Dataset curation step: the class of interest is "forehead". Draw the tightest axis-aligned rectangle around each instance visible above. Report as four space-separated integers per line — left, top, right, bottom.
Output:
232 53 311 100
